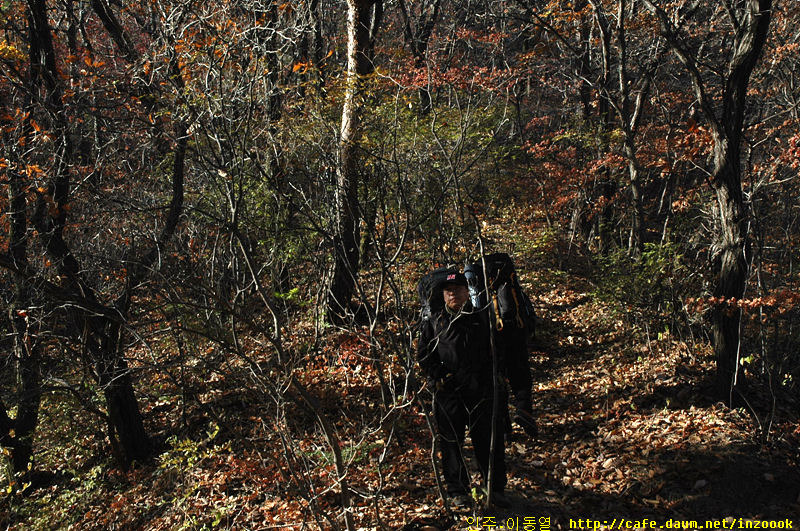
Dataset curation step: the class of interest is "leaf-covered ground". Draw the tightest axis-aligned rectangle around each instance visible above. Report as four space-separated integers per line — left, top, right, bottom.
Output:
398 264 800 529
4 226 800 530
495 281 799 526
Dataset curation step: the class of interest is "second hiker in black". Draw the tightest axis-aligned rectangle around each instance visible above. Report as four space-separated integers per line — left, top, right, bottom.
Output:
418 272 509 507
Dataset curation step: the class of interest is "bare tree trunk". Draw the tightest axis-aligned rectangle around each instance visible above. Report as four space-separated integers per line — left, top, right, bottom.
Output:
310 0 326 94
5 298 41 481
6 153 38 483
626 149 644 253
90 318 152 466
6 295 41 480
0 0 49 483
591 0 658 255
577 5 592 121
21 0 188 466
327 0 383 323
711 157 750 401
615 0 644 256
589 1 615 252
644 0 772 403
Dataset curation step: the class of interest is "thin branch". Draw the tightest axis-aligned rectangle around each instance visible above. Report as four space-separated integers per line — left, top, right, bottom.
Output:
642 0 722 133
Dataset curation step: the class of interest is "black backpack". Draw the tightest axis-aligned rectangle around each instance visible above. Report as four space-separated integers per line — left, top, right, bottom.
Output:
417 266 461 321
464 253 536 337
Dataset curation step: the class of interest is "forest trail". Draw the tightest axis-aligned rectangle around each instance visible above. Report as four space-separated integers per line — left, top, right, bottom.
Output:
424 264 800 529
6 238 799 531
7 225 799 531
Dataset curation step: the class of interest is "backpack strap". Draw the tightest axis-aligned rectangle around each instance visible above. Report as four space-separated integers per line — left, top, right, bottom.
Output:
492 292 504 331
510 273 525 328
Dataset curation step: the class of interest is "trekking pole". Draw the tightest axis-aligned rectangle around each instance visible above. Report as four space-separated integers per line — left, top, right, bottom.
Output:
473 217 500 510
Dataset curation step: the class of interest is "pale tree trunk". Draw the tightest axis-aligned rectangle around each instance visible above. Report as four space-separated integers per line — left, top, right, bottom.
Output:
645 0 772 403
327 0 383 323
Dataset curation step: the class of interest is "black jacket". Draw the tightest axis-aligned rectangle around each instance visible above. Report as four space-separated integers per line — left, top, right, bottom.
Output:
418 304 495 397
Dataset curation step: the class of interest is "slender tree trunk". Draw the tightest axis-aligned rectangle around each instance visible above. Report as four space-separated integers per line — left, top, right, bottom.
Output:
327 0 382 323
359 187 378 265
2 172 39 479
397 0 440 115
27 0 153 468
0 2 50 483
310 0 326 94
7 298 41 479
92 319 151 466
644 0 771 403
418 84 432 114
589 1 614 251
578 7 592 121
628 165 644 253
711 141 751 401
615 0 644 255
8 165 39 480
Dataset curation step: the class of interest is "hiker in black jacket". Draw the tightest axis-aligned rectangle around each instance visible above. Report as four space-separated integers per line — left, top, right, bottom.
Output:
464 258 538 439
418 272 509 508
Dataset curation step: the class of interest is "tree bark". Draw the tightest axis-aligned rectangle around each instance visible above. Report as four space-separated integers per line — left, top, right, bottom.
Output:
18 0 188 466
7 164 38 481
578 14 592 121
0 0 51 482
614 0 645 256
588 1 615 252
327 0 382 323
93 319 152 465
5 299 41 480
26 0 153 468
711 158 750 401
644 0 772 403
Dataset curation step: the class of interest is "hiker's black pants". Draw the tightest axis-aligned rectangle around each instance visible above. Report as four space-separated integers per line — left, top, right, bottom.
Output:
501 328 532 410
434 388 506 494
